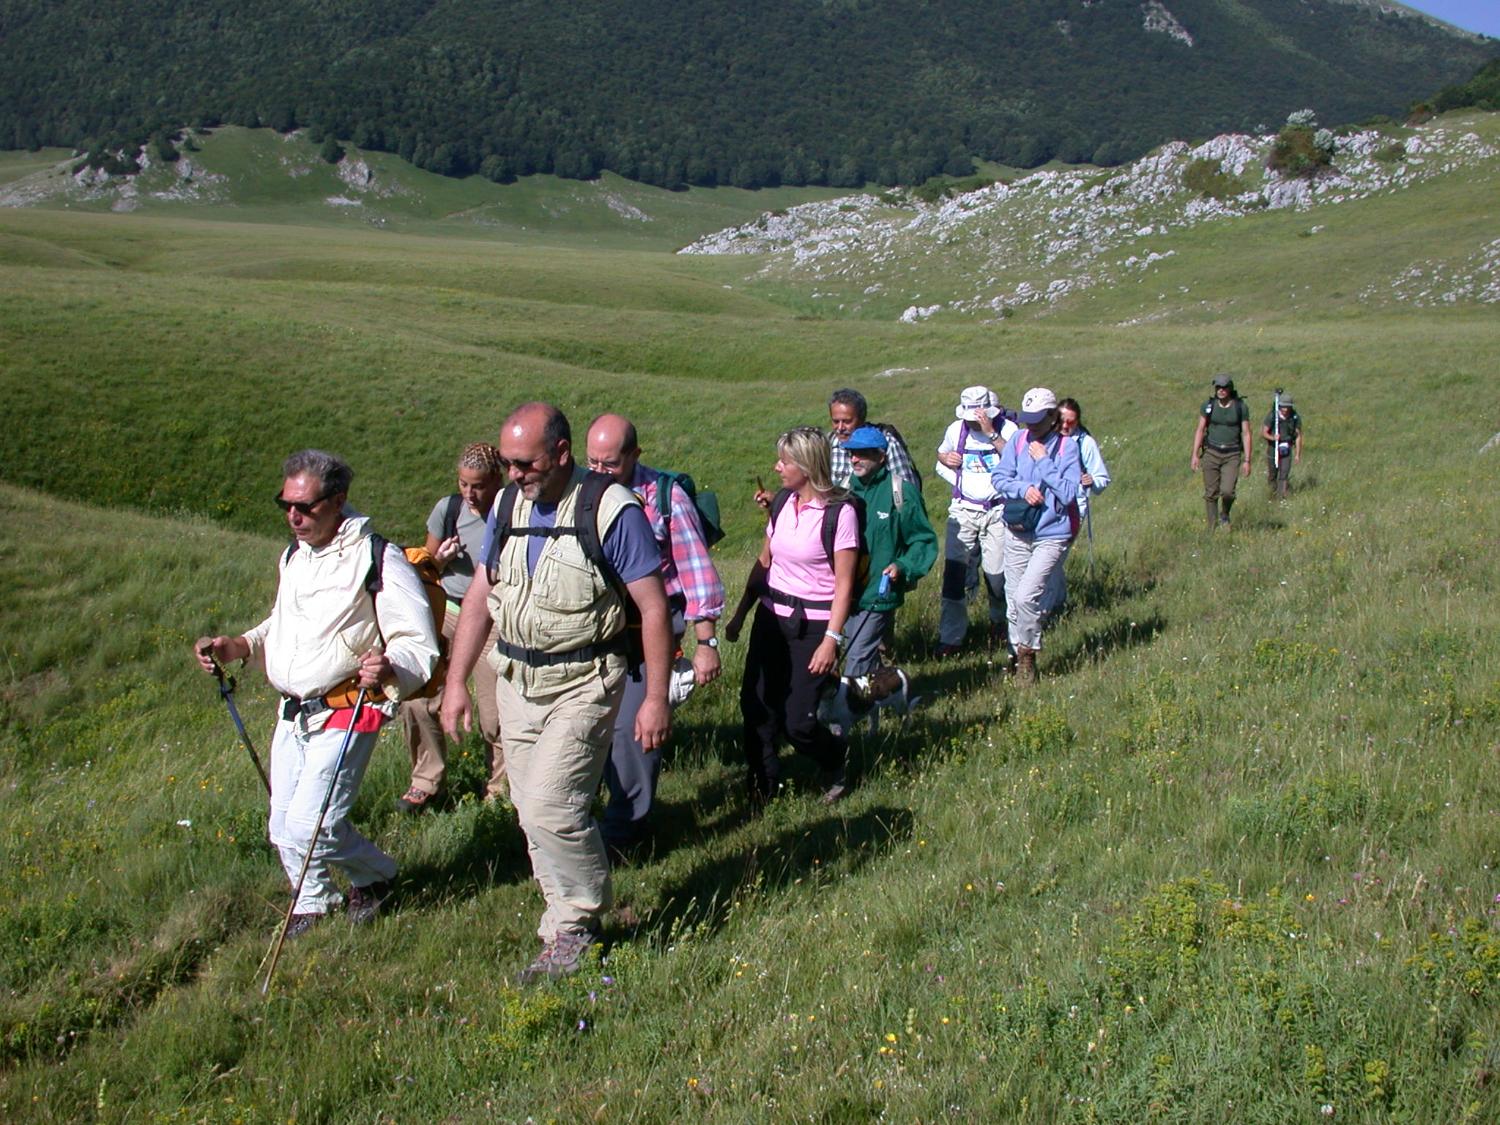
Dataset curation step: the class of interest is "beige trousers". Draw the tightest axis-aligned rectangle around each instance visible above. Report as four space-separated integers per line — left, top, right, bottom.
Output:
399 611 506 799
496 658 624 941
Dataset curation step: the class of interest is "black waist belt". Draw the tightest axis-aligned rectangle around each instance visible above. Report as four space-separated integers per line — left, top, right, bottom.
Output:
494 633 627 667
764 586 833 613
1206 442 1242 454
282 695 333 722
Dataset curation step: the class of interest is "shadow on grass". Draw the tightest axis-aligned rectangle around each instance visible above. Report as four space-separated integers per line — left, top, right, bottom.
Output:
630 803 915 941
1048 612 1167 676
397 801 531 908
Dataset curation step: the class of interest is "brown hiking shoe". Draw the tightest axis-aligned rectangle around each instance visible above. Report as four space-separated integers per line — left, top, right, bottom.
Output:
347 880 393 926
1014 645 1038 687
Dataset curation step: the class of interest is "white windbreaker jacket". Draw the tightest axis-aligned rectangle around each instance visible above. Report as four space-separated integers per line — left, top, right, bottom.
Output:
242 513 439 706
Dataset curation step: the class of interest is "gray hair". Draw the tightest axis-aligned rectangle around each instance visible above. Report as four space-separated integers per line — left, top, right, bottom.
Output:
282 449 353 496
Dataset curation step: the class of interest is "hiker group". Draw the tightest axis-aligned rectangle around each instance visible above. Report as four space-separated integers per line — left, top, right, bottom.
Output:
195 374 1303 985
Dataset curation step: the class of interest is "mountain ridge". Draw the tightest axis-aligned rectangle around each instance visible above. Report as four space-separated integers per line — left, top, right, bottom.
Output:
2 0 1492 188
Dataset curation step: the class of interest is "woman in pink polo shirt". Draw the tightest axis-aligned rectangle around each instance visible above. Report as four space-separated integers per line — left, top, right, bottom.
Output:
726 426 859 806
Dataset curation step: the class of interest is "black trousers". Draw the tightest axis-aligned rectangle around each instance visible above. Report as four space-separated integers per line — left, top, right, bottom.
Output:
740 603 843 796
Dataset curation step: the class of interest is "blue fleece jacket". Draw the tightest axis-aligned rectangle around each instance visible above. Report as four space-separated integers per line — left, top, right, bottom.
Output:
991 429 1083 540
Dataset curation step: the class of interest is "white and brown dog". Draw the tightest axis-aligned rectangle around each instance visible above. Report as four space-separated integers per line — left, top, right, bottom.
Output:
818 666 920 739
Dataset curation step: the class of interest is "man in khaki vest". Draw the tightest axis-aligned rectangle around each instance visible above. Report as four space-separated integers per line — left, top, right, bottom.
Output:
442 403 673 983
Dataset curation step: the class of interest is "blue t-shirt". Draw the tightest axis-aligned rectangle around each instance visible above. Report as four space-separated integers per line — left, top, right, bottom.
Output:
481 495 659 585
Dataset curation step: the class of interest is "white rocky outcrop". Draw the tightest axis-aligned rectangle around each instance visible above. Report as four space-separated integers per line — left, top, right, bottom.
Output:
679 120 1499 320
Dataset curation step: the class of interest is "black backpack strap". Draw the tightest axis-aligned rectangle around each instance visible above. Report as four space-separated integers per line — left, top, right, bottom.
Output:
365 532 387 595
441 492 464 542
821 498 842 567
484 482 521 585
574 471 623 593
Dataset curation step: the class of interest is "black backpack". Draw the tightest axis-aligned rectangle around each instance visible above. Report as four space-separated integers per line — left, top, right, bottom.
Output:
768 488 869 589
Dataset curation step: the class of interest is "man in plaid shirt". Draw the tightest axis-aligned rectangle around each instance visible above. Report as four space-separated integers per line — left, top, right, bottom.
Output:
586 413 725 856
827 388 919 488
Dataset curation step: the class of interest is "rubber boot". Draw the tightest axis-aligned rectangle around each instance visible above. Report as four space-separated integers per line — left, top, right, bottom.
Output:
1205 499 1219 532
1219 496 1234 530
1014 645 1038 687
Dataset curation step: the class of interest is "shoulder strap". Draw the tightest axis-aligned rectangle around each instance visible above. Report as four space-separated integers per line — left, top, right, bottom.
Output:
282 539 296 567
822 498 843 567
574 471 618 587
822 495 866 566
484 483 522 584
891 473 904 509
365 532 387 595
441 493 464 541
654 470 678 524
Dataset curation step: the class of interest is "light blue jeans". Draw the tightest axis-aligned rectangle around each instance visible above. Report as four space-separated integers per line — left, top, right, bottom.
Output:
1003 532 1071 650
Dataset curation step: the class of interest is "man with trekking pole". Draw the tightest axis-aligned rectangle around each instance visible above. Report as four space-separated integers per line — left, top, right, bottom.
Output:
194 449 439 947
1262 390 1302 501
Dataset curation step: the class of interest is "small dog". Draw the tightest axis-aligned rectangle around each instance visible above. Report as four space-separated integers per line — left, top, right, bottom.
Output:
818 666 921 739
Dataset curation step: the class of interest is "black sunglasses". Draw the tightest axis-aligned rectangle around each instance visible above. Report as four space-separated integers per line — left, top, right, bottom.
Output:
274 489 337 516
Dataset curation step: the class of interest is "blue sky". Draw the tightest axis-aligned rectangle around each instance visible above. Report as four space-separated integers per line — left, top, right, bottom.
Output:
1400 1 1500 37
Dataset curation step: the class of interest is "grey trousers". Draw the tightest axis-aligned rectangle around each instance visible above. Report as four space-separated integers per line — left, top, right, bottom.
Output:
1003 531 1071 651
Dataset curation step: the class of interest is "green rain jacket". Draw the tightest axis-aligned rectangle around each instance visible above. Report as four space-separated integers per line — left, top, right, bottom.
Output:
848 464 938 613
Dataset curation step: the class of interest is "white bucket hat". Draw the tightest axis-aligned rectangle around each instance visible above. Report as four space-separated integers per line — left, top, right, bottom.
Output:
955 385 1001 421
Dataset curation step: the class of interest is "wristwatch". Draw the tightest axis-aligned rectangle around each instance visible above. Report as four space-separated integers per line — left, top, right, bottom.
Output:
699 636 719 649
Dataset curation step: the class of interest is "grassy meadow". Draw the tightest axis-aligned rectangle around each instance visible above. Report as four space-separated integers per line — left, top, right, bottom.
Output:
1 119 1499 1122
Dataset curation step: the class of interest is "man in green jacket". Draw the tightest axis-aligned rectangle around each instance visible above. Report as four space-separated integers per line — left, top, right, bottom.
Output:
841 426 938 676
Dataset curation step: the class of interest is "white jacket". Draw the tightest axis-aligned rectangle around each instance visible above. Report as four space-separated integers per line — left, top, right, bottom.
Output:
242 513 439 704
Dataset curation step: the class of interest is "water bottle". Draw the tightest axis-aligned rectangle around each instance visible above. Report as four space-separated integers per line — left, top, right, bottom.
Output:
878 572 893 596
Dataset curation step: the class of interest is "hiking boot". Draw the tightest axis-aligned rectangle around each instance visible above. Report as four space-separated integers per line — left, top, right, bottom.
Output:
820 779 851 805
394 786 438 813
931 642 963 661
516 930 596 986
284 911 324 941
347 880 393 926
1014 645 1038 687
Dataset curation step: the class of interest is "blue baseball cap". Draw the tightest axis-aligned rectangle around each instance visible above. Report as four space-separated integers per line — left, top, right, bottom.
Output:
842 425 889 452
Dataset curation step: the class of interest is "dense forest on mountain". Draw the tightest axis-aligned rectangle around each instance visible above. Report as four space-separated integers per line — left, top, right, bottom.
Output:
1 0 1492 187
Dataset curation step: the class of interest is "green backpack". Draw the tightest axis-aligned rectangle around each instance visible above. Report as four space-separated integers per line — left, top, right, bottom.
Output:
655 470 725 548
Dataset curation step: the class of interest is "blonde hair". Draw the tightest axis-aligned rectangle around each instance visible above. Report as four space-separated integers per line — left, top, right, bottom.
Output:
777 426 845 500
457 442 504 476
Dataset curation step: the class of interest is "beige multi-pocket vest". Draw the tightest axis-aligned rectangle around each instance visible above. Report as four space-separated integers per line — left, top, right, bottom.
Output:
486 468 639 696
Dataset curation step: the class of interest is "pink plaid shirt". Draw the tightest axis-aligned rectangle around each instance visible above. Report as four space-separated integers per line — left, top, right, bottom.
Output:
631 464 725 624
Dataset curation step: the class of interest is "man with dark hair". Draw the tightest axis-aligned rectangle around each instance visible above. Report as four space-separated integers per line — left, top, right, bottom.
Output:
442 403 674 983
585 412 724 857
826 387 919 489
194 450 439 938
1262 395 1303 500
1190 374 1252 531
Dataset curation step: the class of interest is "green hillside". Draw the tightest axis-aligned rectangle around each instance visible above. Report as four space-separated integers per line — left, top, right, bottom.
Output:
2 0 1492 188
1 112 1499 1120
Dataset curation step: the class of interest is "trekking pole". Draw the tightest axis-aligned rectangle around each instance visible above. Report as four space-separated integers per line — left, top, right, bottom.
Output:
203 648 271 795
1085 505 1095 583
260 688 368 996
1273 388 1282 475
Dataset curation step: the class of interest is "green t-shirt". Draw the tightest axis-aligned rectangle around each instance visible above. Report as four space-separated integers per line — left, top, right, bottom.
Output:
1263 409 1301 445
1201 397 1248 450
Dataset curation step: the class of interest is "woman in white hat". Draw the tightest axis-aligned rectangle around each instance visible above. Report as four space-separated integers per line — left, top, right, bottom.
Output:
932 386 1017 658
991 387 1082 686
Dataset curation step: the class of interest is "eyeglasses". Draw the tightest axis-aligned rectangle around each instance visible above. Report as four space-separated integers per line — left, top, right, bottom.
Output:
586 456 627 472
499 455 543 473
274 489 336 516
